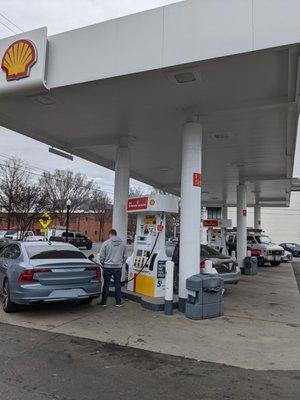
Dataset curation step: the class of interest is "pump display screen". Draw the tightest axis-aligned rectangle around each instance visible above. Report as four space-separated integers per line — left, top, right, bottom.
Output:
157 260 166 278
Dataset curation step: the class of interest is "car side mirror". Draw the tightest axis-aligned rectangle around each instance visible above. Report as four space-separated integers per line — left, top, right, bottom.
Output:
88 254 94 261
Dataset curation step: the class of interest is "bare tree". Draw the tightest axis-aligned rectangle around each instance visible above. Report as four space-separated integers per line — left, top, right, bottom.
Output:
0 158 30 229
89 188 112 241
13 183 49 239
39 170 94 225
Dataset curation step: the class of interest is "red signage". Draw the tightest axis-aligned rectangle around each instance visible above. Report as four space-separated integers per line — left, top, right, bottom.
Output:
242 209 247 217
193 172 201 187
127 197 148 211
157 224 164 232
203 219 219 227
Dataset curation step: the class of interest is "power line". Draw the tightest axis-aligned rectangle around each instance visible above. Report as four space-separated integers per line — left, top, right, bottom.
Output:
0 12 23 32
0 19 17 34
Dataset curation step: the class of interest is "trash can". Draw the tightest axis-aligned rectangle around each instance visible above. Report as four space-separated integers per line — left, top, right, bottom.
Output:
185 274 224 320
242 256 258 275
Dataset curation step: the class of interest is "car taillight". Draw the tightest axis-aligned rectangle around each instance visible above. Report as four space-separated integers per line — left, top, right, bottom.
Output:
18 268 51 284
86 266 101 280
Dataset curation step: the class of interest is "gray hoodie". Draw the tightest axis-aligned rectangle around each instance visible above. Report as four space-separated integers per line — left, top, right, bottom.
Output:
98 236 126 269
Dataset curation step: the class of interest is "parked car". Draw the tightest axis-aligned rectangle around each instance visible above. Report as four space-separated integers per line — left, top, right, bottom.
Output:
279 243 300 257
61 232 93 250
282 250 293 263
227 231 284 266
7 231 45 241
165 243 241 290
0 241 101 313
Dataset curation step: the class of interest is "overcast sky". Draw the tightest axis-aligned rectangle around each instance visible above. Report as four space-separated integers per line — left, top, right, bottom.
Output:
0 0 299 196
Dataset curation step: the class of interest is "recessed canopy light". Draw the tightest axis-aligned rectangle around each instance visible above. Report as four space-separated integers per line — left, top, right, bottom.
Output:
212 132 232 140
166 68 201 85
174 72 196 83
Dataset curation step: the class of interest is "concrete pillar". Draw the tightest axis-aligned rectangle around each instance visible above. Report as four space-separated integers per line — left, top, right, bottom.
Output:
112 146 130 242
222 205 228 220
221 205 228 255
179 121 202 312
254 204 261 230
236 184 247 267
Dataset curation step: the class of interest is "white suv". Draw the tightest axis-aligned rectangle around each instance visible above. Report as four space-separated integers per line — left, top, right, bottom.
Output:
227 231 284 267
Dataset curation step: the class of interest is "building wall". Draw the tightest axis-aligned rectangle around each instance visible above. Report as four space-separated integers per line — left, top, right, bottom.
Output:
227 192 300 244
0 212 112 242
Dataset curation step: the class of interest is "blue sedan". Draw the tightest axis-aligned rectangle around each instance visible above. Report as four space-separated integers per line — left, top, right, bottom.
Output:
0 241 101 313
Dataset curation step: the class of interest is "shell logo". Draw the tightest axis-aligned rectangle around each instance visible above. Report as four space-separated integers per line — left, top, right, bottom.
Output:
1 39 37 81
149 199 156 206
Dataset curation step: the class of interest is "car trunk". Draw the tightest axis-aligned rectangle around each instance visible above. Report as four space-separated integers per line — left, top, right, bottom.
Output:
30 260 97 285
206 257 236 274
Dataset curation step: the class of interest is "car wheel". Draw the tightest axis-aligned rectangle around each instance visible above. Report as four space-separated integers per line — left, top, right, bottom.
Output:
2 280 18 313
258 259 265 267
78 298 93 305
270 261 281 267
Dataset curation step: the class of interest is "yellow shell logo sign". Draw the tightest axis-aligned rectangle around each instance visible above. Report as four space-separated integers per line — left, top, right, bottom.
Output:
1 39 37 81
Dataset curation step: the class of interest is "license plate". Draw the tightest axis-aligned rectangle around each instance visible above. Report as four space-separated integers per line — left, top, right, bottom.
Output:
49 289 86 298
52 268 85 272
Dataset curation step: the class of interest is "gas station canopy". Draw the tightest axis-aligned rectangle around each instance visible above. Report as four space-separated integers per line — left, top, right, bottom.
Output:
0 0 299 207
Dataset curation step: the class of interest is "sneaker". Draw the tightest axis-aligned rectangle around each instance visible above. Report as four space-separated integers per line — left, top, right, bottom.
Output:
97 302 107 307
115 303 123 308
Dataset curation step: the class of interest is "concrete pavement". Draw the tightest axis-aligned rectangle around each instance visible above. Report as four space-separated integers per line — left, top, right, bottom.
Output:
0 262 299 371
0 322 300 400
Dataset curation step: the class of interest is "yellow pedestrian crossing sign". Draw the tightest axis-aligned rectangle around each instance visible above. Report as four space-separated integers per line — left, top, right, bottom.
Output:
39 212 52 232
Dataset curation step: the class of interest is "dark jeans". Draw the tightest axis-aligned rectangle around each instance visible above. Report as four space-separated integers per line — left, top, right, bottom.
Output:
101 268 122 305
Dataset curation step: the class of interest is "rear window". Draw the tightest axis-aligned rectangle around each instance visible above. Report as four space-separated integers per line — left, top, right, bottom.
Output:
25 245 86 260
201 245 222 257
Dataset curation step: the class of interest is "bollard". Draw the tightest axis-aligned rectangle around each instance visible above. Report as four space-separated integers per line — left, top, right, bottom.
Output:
164 261 174 315
247 250 252 257
204 259 217 274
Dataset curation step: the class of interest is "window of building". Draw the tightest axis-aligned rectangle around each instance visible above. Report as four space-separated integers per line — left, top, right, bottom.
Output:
207 207 222 219
94 231 97 235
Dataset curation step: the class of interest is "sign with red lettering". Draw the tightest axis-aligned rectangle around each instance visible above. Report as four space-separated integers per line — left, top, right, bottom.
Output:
127 197 148 211
242 209 247 217
203 219 219 227
193 172 201 187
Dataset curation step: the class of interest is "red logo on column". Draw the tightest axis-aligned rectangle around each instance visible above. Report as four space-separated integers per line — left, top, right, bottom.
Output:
242 209 247 217
193 172 201 187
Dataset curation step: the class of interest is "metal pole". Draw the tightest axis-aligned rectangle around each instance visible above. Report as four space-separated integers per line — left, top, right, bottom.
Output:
165 261 174 315
65 204 70 242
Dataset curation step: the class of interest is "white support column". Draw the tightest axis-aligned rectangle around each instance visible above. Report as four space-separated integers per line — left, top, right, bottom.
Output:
222 205 228 220
254 204 261 230
112 146 130 242
236 184 247 267
179 121 202 312
221 205 228 255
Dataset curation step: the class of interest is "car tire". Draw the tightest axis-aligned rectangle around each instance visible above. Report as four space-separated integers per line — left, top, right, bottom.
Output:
2 280 18 313
270 261 281 267
78 298 93 305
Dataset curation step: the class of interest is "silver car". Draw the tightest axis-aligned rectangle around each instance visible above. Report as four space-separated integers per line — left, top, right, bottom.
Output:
0 241 101 313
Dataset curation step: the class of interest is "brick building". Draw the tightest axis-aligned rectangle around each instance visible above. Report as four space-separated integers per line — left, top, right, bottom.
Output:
0 211 112 242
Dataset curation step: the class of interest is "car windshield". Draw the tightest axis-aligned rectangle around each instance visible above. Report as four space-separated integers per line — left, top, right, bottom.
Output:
25 244 86 259
255 235 272 244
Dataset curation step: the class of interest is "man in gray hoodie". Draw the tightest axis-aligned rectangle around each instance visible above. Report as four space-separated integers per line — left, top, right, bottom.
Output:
98 229 126 307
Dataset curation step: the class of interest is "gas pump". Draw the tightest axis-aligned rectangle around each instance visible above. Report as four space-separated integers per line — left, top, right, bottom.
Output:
203 219 232 255
126 194 178 298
